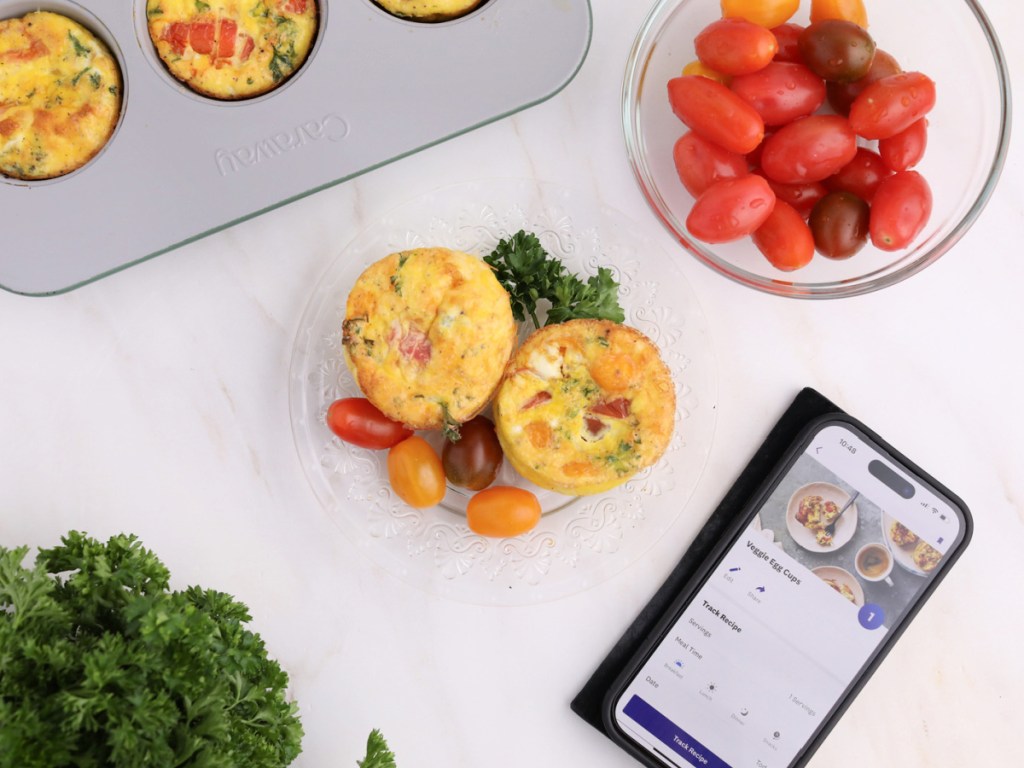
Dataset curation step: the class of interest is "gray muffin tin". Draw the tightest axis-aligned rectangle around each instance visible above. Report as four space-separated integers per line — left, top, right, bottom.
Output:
0 0 592 295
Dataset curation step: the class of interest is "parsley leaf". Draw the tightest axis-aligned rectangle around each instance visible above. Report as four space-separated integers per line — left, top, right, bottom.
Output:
357 729 397 768
0 532 304 768
484 230 625 329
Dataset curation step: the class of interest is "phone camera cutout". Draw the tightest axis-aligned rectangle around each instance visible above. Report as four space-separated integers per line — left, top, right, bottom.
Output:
868 459 915 499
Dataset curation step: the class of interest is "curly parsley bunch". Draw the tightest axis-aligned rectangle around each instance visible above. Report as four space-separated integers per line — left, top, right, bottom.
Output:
0 532 303 768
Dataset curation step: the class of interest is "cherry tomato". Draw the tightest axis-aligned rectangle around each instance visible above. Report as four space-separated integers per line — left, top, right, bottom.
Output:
810 0 868 28
442 415 503 491
387 436 446 508
771 23 805 63
798 20 876 83
848 71 936 140
870 171 933 251
730 61 826 126
673 131 749 197
686 175 776 244
878 118 928 172
745 129 774 169
721 0 799 29
826 49 901 116
825 147 892 203
760 115 858 184
326 397 413 450
752 201 815 271
761 176 829 217
466 486 542 538
668 76 765 155
809 191 870 258
682 59 731 86
695 18 778 76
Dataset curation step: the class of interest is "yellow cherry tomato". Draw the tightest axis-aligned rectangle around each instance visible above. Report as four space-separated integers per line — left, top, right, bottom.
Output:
387 436 446 508
720 0 799 29
682 59 731 86
466 487 542 538
810 0 868 28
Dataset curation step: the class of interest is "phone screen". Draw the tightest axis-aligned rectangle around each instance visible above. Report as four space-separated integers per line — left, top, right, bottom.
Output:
610 421 967 768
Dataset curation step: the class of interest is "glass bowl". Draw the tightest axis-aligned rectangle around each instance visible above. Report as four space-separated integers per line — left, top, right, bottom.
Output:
623 0 1011 298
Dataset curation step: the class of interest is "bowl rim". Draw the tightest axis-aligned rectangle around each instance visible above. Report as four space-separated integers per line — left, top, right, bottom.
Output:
621 0 1013 299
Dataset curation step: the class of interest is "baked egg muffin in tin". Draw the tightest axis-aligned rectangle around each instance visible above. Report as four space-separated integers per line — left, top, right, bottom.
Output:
342 247 517 432
0 11 122 181
493 319 676 496
146 0 318 100
374 0 485 22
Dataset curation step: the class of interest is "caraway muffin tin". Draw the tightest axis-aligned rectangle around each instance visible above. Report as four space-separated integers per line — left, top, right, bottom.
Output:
0 0 592 295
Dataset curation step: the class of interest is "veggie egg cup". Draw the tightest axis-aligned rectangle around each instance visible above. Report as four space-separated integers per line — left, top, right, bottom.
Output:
623 0 1011 298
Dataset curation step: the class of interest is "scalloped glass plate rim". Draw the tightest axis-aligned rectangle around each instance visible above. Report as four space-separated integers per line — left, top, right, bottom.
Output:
287 178 718 605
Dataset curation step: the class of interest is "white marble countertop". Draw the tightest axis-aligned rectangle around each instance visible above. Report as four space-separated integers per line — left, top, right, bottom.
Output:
2 1 1022 766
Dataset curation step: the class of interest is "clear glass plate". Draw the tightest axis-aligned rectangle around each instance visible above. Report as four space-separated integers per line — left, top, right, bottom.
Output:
288 179 717 605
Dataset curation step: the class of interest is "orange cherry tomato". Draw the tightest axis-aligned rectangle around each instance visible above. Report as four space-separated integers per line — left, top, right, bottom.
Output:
668 76 765 155
810 0 868 28
721 0 800 29
387 436 446 508
466 487 542 538
695 18 778 76
682 59 731 86
752 200 815 271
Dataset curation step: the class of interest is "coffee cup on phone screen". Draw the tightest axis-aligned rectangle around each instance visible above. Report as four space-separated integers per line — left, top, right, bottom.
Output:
855 543 894 585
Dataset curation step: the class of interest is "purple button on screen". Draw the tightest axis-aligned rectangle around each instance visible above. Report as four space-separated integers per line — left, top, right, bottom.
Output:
623 695 732 768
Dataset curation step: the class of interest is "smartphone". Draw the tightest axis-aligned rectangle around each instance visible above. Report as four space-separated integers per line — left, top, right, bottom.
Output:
602 415 972 768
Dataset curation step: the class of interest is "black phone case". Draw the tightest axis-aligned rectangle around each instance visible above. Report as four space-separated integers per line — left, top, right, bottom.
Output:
570 387 973 768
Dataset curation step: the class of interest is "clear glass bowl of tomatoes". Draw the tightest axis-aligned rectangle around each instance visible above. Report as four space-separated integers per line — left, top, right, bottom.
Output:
623 0 1011 298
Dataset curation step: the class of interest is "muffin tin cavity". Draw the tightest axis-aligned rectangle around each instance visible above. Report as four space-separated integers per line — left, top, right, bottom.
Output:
0 2 128 185
0 0 592 295
370 0 490 23
136 0 323 103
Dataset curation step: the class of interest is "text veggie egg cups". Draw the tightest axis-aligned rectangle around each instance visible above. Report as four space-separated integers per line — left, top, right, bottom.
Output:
623 0 1011 298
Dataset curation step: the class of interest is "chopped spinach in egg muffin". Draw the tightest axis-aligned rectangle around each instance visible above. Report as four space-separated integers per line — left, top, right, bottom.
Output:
493 319 676 496
0 12 122 180
146 0 317 100
343 247 517 432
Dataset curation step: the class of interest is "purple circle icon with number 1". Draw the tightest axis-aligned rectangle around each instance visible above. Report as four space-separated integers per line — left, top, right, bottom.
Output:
858 603 885 630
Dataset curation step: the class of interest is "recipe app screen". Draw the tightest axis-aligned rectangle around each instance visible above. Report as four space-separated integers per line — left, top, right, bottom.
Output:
613 425 962 768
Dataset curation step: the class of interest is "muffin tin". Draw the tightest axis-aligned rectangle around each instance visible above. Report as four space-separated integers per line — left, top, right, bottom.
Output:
0 0 592 295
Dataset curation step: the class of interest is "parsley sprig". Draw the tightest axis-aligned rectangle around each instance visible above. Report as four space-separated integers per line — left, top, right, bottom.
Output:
358 729 397 768
0 532 304 767
484 230 625 329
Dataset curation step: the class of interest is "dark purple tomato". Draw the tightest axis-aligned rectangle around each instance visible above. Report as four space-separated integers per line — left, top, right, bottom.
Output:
442 415 503 491
809 191 870 259
826 48 901 116
798 19 876 82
